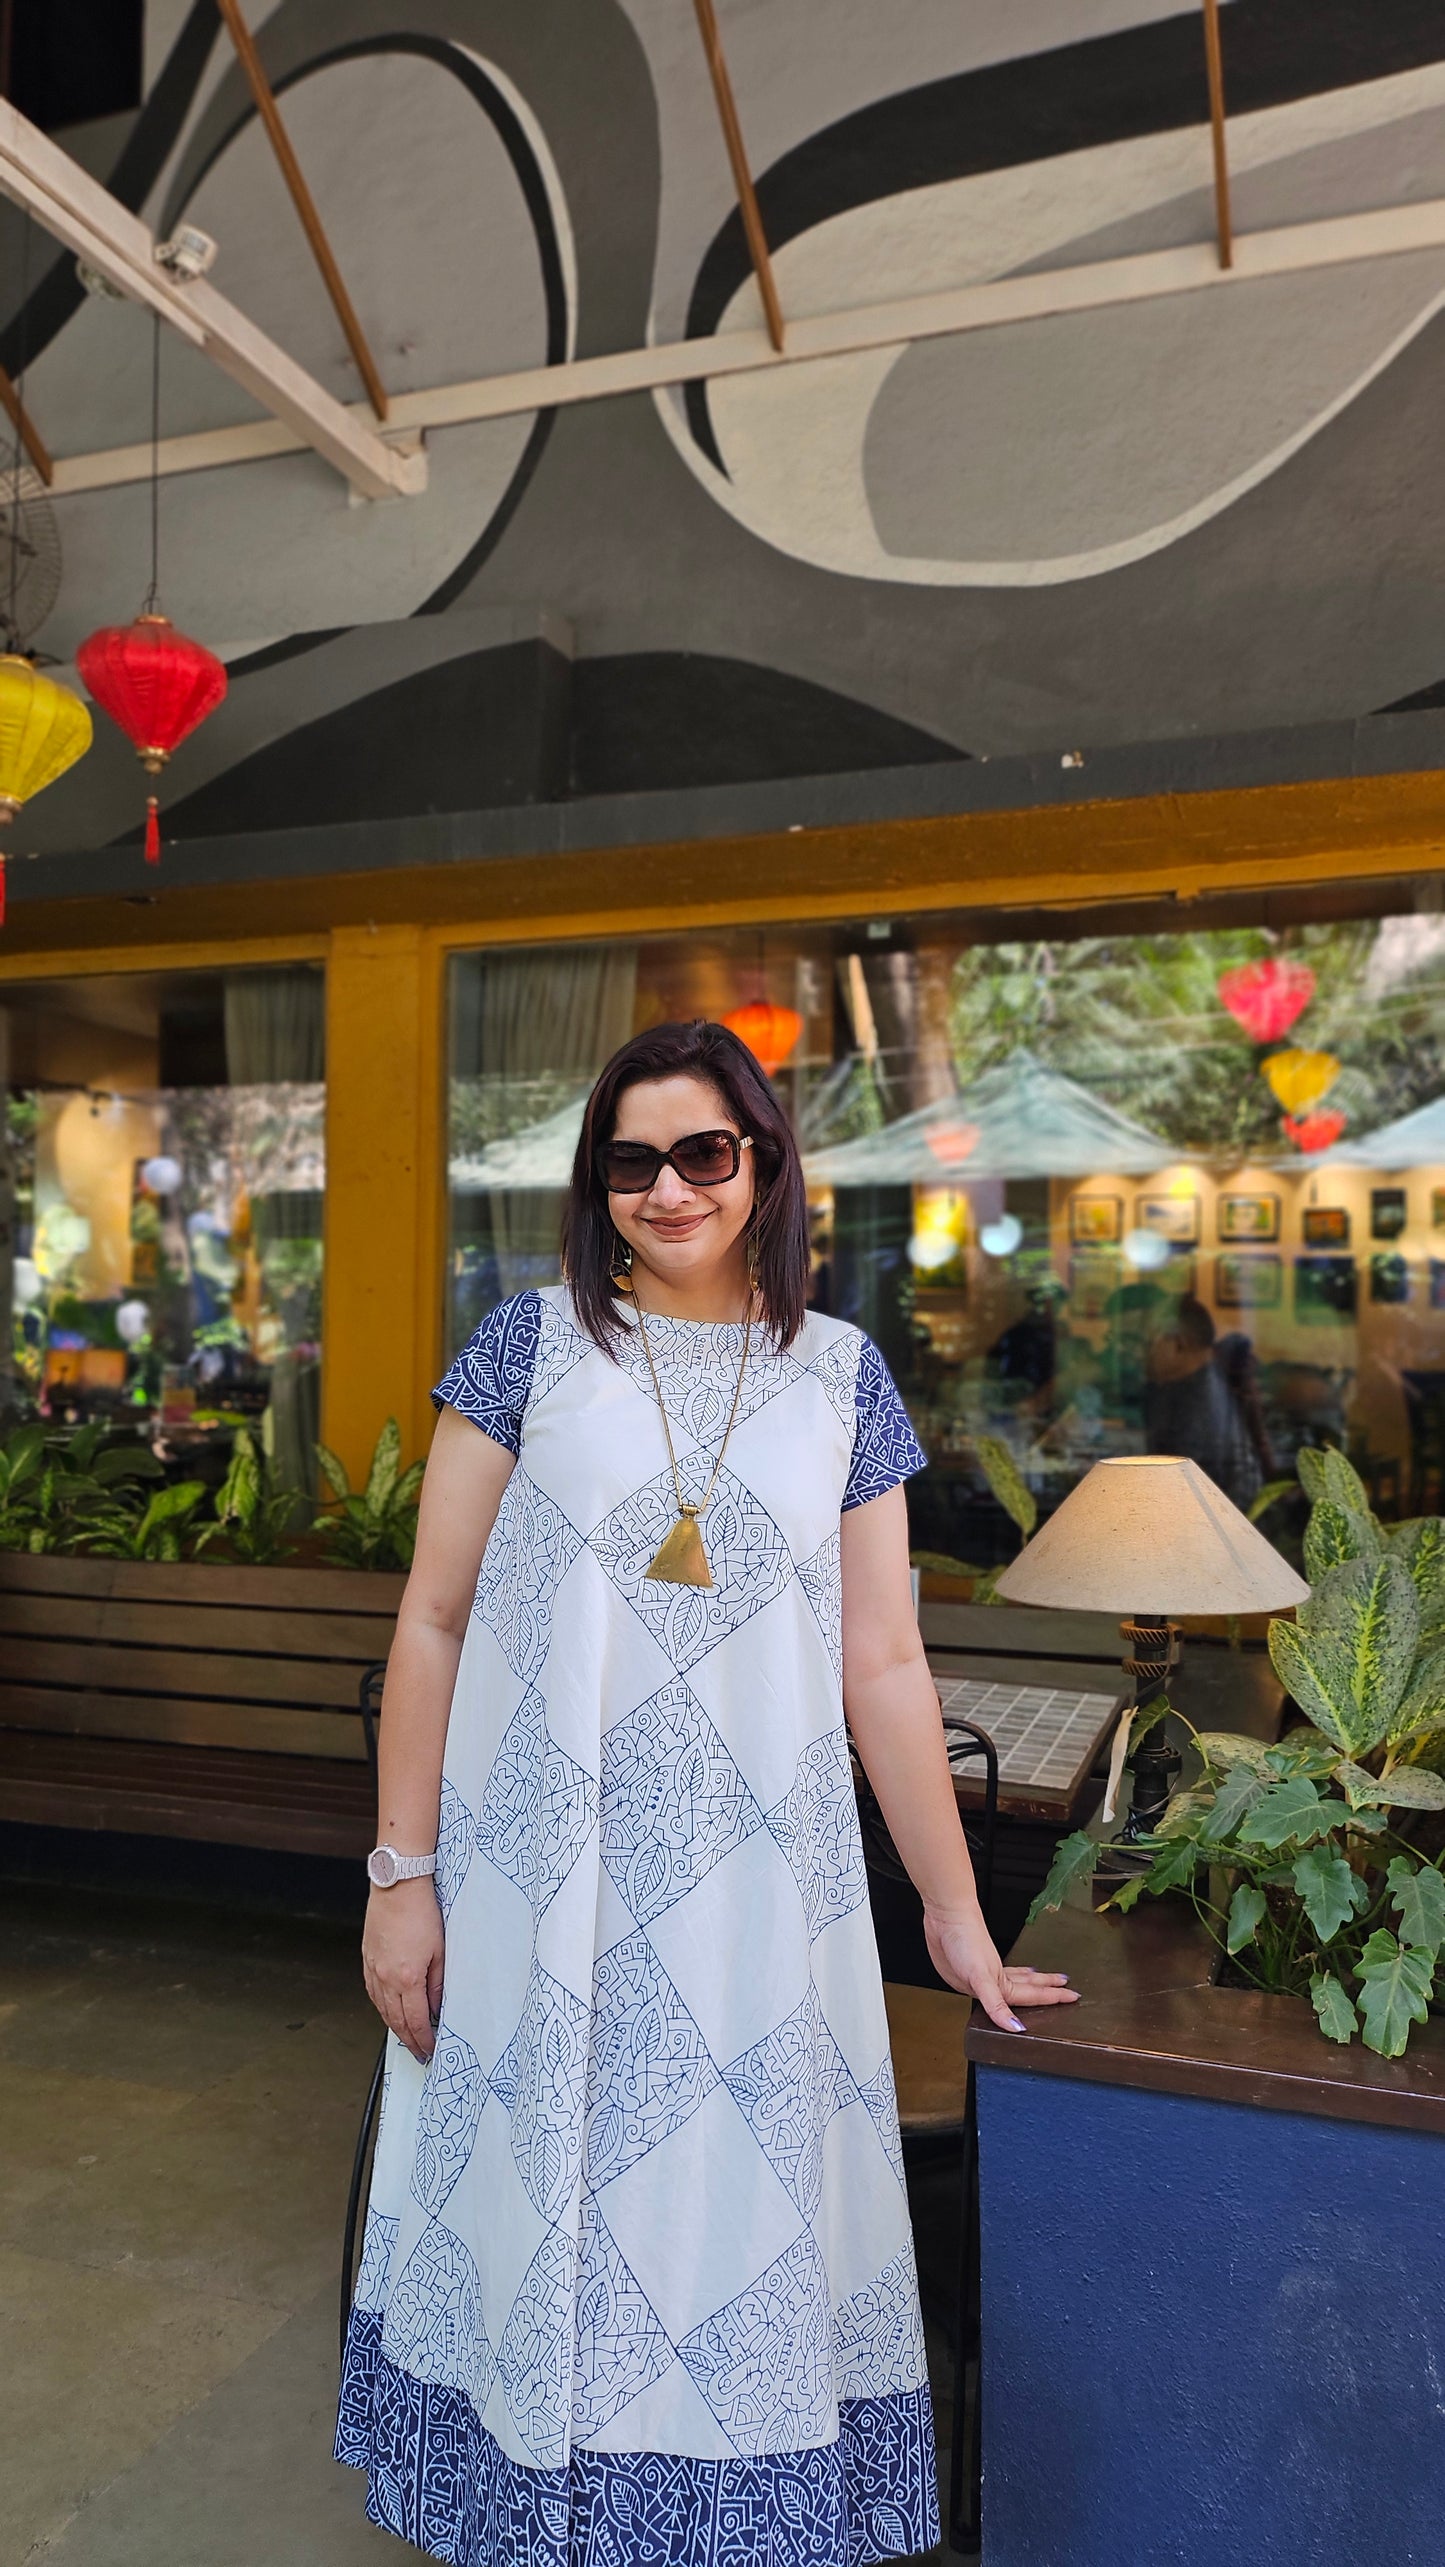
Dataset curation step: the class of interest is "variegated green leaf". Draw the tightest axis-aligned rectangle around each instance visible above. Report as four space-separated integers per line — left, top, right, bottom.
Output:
1296 1445 1371 1517
1310 1973 1358 2044
1226 1884 1267 1952
1387 1519 1445 1633
1347 1765 1445 1811
364 1417 402 1516
1291 1845 1368 1942
1271 1557 1419 1756
1303 1500 1381 1586
974 1436 1037 1541
1265 1727 1344 1780
1157 1786 1214 1841
1385 1640 1445 1747
1195 1731 1273 1775
1356 1930 1436 2059
1387 1857 1445 1958
314 1441 351 1502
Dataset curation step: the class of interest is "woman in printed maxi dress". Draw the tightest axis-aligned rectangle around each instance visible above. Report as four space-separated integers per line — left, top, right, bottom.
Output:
339 1019 1076 2567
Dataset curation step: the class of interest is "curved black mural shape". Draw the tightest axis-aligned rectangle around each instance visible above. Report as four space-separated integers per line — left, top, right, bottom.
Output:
124 646 965 843
0 0 222 380
683 0 1445 470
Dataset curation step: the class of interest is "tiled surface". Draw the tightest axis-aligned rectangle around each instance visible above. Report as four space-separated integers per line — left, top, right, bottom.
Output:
0 1875 958 2562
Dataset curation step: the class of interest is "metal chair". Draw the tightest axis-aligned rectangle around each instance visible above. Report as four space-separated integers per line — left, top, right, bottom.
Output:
340 1661 388 2367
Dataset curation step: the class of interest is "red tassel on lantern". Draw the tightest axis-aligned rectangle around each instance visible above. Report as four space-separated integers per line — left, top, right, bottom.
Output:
76 612 227 866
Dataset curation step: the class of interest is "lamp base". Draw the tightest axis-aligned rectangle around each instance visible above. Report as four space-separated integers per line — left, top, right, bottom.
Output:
1097 1616 1183 1872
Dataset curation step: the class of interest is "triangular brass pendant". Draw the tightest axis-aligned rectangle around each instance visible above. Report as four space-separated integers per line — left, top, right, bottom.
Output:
645 1509 713 1587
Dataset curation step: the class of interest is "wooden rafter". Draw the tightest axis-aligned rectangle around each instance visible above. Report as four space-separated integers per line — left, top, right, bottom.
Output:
0 361 51 484
691 0 785 353
214 0 389 419
1202 0 1234 270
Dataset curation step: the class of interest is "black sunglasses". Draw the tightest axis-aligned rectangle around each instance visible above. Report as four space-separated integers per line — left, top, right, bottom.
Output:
596 1129 754 1193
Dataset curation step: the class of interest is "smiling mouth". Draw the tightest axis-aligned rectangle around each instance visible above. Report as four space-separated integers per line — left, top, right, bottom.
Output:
644 1211 712 1238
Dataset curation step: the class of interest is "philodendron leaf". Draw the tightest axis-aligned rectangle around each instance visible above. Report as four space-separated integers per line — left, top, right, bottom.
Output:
1141 1832 1204 1894
1304 1500 1381 1586
1291 1845 1369 1942
1297 1445 1371 1517
1384 1640 1445 1748
1310 1973 1359 2044
1387 1857 1445 1958
1199 1763 1266 1846
1265 1727 1346 1780
1195 1731 1273 1776
1271 1556 1420 1756
1356 1930 1436 2059
974 1436 1037 1541
1226 1883 1267 1952
1025 1829 1097 1923
1236 1776 1344 1850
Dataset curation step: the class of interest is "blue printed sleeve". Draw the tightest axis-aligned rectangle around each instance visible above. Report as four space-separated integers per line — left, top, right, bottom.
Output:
843 1334 929 1511
431 1291 541 1456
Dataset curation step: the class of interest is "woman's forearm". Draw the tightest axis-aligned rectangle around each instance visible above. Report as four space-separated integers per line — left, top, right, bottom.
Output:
374 1609 466 1850
845 1644 981 1919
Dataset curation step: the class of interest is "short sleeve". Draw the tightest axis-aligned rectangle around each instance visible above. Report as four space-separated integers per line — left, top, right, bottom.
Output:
432 1291 541 1456
843 1335 928 1511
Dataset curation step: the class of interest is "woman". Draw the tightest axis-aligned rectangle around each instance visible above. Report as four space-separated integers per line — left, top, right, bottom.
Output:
339 1020 1075 2566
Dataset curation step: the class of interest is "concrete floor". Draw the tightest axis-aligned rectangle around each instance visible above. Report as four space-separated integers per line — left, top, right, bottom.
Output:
0 1865 958 2565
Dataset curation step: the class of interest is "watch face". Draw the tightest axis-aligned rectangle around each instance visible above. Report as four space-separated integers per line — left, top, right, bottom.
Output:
368 1846 399 1888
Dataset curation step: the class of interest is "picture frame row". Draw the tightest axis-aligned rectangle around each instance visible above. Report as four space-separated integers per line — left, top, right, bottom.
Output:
1067 1250 1445 1318
1068 1186 1435 1247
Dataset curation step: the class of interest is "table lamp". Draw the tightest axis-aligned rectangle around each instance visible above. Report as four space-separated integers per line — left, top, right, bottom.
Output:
994 1456 1310 1845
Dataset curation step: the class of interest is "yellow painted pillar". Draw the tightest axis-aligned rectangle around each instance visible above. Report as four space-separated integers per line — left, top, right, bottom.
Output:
321 923 445 1484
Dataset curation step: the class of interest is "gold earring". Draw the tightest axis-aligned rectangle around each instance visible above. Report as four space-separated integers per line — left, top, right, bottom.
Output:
610 1234 635 1294
747 1220 761 1291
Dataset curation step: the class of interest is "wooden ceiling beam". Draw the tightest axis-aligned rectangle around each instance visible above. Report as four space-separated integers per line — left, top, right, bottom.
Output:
0 361 51 484
691 0 785 353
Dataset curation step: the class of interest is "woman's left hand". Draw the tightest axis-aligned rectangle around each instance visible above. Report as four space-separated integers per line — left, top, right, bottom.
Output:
924 1901 1081 2033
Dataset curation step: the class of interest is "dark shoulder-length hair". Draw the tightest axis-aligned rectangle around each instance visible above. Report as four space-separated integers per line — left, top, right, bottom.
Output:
562 1019 811 1354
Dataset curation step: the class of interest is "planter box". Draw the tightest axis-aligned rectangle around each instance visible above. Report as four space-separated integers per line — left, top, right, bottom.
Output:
0 1552 406 1857
968 1898 1445 2564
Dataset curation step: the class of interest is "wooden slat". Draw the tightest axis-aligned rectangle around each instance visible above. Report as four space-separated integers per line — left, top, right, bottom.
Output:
0 1591 396 1659
0 1681 366 1762
0 1553 406 1614
0 1732 373 1858
921 1600 1123 1659
0 1634 372 1707
884 1982 971 2134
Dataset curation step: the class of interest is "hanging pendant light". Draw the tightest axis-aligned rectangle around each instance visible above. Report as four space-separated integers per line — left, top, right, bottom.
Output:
76 317 227 866
722 998 803 1076
1262 1047 1340 1117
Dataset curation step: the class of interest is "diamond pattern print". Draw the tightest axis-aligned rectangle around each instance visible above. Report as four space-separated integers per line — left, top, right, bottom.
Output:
722 1983 858 2219
571 2197 674 2438
491 1959 589 2223
435 1776 476 1922
383 2221 491 2402
767 1725 869 1941
499 2227 576 2467
412 2030 488 2219
679 2232 835 2452
476 1684 595 1916
600 1680 763 1928
591 1466 794 1673
855 2055 907 2192
611 1317 803 1445
796 1528 842 1685
833 2248 929 2401
355 2207 399 2313
474 1468 582 1680
805 1332 859 1431
585 1932 720 2188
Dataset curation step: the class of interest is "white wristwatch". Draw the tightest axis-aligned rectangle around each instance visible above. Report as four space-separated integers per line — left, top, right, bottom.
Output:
367 1844 438 1889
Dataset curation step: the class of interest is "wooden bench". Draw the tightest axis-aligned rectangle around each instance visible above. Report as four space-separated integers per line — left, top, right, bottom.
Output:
0 1553 404 1858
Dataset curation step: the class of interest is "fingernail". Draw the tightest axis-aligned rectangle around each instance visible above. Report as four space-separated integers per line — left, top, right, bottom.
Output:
1007 2013 1026 2033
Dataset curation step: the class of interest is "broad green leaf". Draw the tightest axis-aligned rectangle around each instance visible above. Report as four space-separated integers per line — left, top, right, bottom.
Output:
1199 1763 1267 1846
909 1552 989 1581
1387 1520 1445 1634
394 1459 427 1506
1388 1858 1445 1958
314 1441 351 1502
1310 1973 1358 2044
1291 1845 1368 1942
1140 1832 1202 1894
1384 1640 1445 1747
4 1423 45 1477
364 1418 402 1517
147 1479 207 1523
1265 1728 1343 1780
1157 1785 1217 1841
1248 1476 1297 1526
1304 1501 1381 1586
974 1436 1037 1541
90 1444 163 1486
1195 1730 1273 1776
1099 1873 1148 1914
1271 1557 1420 1756
1356 1931 1436 2059
1236 1776 1343 1851
1346 1765 1445 1812
1296 1445 1371 1517
1025 1830 1097 1923
1226 1884 1267 1952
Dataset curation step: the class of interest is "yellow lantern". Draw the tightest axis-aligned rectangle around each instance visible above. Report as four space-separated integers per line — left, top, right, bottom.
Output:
1262 1046 1340 1117
0 652 93 922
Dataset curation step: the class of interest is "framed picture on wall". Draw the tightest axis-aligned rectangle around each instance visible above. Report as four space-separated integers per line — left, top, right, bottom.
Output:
1216 1253 1283 1310
1302 1205 1350 1249
1370 1254 1410 1305
1371 1187 1408 1240
1068 1249 1118 1321
1135 1194 1200 1244
1070 1195 1122 1244
1217 1193 1280 1243
1295 1254 1358 1321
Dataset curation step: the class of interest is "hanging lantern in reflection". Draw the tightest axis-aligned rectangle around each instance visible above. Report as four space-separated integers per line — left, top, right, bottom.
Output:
141 1154 182 1195
1262 1047 1340 1117
979 1213 1022 1258
1217 957 1315 1042
923 1120 981 1170
0 654 92 922
116 1299 150 1346
76 613 227 863
1123 1226 1172 1270
1282 1107 1348 1154
721 1001 803 1076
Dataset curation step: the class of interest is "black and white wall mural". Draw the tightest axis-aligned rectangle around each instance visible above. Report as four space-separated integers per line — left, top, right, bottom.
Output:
7 0 1445 853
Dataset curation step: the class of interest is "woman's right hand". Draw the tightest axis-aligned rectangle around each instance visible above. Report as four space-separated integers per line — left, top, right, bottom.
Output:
363 1880 445 2063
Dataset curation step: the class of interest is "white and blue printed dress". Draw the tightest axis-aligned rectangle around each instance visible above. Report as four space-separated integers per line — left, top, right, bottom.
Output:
337 1284 937 2567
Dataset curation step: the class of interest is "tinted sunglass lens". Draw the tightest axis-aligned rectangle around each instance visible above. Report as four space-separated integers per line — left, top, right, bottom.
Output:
672 1134 737 1182
599 1144 660 1191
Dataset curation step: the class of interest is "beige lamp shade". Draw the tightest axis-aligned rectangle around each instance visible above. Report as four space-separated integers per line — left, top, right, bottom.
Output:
993 1455 1310 1617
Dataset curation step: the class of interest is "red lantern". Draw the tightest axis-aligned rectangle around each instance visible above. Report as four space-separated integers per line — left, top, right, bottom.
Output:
1216 957 1315 1043
1282 1107 1347 1154
76 612 227 863
925 1120 981 1168
722 1001 803 1076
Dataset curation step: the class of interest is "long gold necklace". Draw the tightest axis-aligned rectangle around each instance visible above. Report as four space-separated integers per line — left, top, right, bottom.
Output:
633 1294 753 1588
